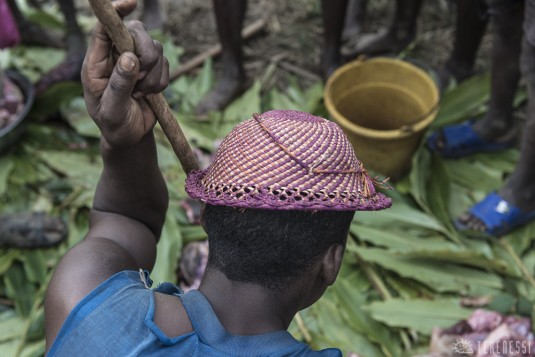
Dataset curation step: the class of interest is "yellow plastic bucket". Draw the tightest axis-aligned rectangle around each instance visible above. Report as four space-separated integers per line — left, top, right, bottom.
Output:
324 57 439 180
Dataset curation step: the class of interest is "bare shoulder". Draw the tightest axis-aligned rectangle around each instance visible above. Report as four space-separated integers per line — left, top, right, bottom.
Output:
45 210 158 351
153 292 194 337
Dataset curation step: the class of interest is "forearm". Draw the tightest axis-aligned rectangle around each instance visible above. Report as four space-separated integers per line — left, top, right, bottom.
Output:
93 132 168 238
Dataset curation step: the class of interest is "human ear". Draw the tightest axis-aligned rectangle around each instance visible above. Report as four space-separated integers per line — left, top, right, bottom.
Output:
297 244 345 310
320 244 344 286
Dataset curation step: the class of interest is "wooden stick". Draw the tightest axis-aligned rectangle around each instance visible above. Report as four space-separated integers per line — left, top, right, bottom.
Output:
170 17 267 82
88 0 199 174
279 61 321 82
171 44 221 82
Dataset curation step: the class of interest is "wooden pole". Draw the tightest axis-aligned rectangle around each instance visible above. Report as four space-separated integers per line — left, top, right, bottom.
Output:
87 0 199 174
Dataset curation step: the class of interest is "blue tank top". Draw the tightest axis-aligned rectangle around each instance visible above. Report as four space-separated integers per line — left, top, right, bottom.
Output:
47 270 342 356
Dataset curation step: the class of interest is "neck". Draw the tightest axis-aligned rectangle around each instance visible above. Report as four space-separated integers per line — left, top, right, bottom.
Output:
198 268 297 335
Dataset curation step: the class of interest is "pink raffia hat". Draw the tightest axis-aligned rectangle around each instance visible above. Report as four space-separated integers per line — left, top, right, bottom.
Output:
186 110 392 211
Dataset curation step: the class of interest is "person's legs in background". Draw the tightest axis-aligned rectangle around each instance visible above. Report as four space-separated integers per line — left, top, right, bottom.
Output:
142 0 164 31
472 0 524 142
437 0 489 90
321 0 349 79
34 0 87 95
196 0 247 116
428 0 524 156
455 1 534 234
58 0 85 58
458 38 535 233
342 0 368 42
347 0 423 56
6 0 63 48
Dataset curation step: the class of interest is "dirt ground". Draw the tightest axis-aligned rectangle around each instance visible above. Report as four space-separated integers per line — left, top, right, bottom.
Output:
148 0 493 88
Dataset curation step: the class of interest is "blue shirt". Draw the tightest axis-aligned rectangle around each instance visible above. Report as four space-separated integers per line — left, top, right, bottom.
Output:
48 270 342 356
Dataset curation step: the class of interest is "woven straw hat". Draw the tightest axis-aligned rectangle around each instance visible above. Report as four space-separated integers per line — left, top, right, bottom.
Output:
186 110 391 211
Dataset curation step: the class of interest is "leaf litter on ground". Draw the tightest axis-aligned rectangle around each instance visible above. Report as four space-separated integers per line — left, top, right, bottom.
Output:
1 29 535 357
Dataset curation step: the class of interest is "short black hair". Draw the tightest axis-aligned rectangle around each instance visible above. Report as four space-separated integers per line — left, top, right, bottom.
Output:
203 204 354 291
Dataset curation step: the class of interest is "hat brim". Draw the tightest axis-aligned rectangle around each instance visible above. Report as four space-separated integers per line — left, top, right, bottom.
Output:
185 170 392 212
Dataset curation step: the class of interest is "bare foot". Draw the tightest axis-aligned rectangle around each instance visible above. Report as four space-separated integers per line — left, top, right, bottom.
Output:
431 118 517 153
19 21 64 48
457 186 535 234
341 31 361 59
342 24 362 43
457 211 487 233
436 61 476 92
195 75 246 116
345 28 414 57
34 50 85 95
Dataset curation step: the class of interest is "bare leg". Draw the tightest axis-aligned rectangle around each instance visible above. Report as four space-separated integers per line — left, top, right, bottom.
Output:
6 0 63 48
196 0 247 116
342 0 368 41
457 2 531 233
437 0 488 89
349 0 423 56
472 1 523 141
500 81 535 213
433 1 523 153
35 0 86 95
196 0 247 115
58 0 85 56
458 38 535 232
502 37 535 208
142 0 163 31
321 0 349 79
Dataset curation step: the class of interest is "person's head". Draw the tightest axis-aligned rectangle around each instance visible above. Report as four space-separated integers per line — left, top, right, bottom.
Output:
186 110 391 307
203 204 354 308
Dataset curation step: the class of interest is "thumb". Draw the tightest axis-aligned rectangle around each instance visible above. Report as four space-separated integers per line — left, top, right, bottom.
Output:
100 52 139 120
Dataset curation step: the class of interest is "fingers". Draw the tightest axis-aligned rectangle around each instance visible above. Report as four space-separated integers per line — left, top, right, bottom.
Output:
160 57 170 91
99 52 140 124
128 21 160 73
82 22 114 95
134 41 169 95
85 23 112 68
82 0 137 81
83 16 167 128
126 21 169 95
112 0 138 18
81 22 115 117
84 0 137 70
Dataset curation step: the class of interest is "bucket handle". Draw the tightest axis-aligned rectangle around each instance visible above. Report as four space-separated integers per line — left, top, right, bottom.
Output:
394 56 442 134
399 99 441 134
388 56 442 134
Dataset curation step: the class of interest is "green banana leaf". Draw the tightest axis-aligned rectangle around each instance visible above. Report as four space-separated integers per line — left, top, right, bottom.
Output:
365 298 473 334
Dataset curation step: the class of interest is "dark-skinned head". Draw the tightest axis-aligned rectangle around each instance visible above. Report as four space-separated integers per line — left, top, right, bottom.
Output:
188 111 391 307
203 204 354 307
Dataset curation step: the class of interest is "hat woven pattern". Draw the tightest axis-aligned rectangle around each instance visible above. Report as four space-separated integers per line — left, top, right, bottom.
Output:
186 110 392 211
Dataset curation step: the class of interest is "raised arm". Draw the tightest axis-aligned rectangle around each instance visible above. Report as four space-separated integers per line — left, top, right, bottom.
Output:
45 0 169 350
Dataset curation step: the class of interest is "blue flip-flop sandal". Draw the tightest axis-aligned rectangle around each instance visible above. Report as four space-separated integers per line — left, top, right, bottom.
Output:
455 192 535 236
427 120 516 158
